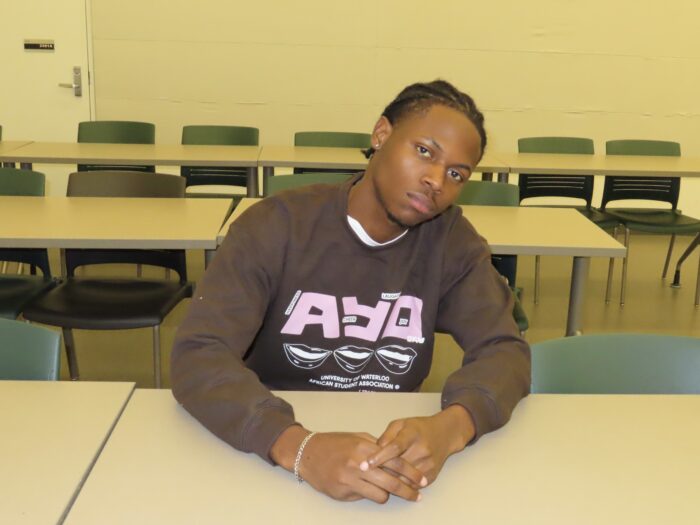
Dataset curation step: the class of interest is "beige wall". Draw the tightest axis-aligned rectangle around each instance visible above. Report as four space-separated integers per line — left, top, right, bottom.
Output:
90 0 700 213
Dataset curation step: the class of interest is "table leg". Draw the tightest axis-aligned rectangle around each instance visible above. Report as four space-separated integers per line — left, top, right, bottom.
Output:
204 248 216 269
262 166 274 197
481 172 493 181
497 172 509 183
246 166 258 198
20 162 33 170
566 256 590 336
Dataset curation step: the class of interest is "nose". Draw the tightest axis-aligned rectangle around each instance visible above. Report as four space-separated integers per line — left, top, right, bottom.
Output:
421 165 443 193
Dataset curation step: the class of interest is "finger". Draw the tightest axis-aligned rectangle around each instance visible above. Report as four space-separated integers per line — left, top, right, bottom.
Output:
376 420 404 448
363 432 415 470
382 456 428 488
361 467 421 502
354 432 378 443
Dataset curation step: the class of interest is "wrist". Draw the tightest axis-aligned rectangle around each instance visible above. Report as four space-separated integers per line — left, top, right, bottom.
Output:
436 404 476 454
270 424 311 472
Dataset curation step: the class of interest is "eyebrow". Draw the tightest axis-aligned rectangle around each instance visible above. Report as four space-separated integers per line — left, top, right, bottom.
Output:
425 137 474 173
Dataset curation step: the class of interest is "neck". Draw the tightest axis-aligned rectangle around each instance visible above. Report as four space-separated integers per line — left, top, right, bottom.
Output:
348 171 407 243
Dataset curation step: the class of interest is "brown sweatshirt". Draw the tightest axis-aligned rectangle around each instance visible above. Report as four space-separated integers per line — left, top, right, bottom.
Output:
171 178 530 463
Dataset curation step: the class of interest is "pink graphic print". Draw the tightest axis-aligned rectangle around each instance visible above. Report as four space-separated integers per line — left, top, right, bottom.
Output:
341 297 391 342
281 292 339 338
381 296 423 340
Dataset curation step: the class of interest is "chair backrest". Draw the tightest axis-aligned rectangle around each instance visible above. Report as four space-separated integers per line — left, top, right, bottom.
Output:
517 137 595 206
0 318 60 380
0 167 45 196
531 333 700 394
456 180 520 206
294 131 371 149
65 171 188 280
77 120 156 173
601 140 681 210
180 125 259 187
267 173 353 196
0 168 50 275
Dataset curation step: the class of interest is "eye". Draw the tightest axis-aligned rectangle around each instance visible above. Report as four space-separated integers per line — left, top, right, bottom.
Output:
447 169 465 182
416 144 432 158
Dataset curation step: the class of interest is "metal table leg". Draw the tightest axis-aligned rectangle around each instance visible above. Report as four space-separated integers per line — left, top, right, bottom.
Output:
262 166 274 197
497 172 510 183
566 256 590 336
246 166 258 198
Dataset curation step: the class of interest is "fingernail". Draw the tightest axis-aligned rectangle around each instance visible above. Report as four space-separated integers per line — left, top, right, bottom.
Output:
416 493 422 502
420 476 428 487
359 461 369 471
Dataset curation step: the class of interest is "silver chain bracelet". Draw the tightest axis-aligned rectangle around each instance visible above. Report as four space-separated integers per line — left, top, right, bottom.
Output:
293 431 317 484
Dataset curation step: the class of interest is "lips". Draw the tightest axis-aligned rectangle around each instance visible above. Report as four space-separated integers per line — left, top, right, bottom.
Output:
375 345 417 374
333 346 374 373
283 343 332 369
406 192 435 216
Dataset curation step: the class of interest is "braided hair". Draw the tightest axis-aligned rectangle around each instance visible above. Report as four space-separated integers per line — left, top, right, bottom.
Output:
365 79 487 160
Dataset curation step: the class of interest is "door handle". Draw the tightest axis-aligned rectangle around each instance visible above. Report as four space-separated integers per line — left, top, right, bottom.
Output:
58 66 82 97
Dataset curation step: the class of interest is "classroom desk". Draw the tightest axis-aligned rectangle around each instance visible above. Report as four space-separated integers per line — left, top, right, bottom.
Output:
0 196 233 269
218 199 626 336
258 146 510 192
1 380 134 525
495 151 700 179
64 390 700 525
0 140 33 166
0 142 261 196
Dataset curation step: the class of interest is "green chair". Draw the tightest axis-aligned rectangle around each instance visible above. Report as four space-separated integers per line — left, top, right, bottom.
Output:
293 131 371 174
0 318 60 380
77 120 156 172
670 232 699 307
266 172 353 196
531 333 700 394
181 125 259 194
456 180 529 334
601 140 700 306
517 137 619 304
0 168 56 319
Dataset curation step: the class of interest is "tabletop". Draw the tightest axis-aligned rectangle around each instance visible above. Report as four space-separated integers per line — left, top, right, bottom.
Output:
0 196 233 249
1 381 134 525
64 390 700 525
0 142 260 167
218 198 626 258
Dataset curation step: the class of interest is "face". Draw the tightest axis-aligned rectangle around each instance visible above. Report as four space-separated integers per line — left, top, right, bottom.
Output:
366 104 482 232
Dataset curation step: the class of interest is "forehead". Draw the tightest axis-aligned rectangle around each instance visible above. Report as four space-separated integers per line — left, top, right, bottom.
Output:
393 104 482 161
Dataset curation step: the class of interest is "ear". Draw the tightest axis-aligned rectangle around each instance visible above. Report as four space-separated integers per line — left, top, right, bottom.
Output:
371 116 393 150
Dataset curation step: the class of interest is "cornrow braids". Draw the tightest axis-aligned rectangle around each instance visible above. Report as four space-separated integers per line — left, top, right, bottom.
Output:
364 79 487 160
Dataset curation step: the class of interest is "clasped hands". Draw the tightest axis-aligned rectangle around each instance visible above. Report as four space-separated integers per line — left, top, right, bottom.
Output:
270 404 475 504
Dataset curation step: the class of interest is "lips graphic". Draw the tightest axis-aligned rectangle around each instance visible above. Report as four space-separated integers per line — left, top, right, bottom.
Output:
375 345 417 374
333 346 374 373
283 343 332 369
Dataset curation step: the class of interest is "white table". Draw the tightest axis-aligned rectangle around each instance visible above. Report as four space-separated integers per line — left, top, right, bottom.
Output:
0 196 233 268
0 142 261 196
219 199 626 335
0 381 134 525
65 390 700 525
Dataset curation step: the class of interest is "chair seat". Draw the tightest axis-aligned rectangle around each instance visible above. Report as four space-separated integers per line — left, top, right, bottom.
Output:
575 207 619 229
0 276 57 320
604 208 700 234
23 278 193 329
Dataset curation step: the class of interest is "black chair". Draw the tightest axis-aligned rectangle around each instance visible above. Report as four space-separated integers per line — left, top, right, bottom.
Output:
22 171 192 387
77 120 156 173
517 137 618 303
0 168 57 319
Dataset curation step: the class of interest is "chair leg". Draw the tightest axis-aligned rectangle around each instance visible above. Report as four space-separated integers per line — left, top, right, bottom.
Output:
152 325 161 389
662 234 675 279
620 227 631 307
671 233 700 288
62 328 80 380
534 255 540 305
605 225 619 304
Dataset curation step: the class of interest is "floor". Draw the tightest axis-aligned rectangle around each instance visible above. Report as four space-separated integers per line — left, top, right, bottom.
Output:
32 232 700 389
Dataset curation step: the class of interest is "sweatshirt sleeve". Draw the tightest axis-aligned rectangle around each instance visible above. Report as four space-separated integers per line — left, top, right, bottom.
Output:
435 218 531 442
171 199 297 464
